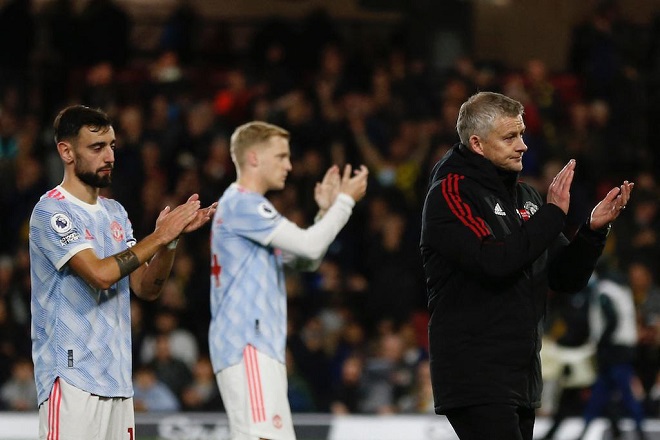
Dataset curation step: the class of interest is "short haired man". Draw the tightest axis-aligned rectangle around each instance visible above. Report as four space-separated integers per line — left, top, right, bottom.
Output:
420 92 633 440
30 105 216 439
209 121 368 440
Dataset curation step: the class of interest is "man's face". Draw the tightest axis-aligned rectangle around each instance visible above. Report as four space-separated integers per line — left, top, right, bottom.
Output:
256 135 292 191
472 115 527 172
71 125 116 188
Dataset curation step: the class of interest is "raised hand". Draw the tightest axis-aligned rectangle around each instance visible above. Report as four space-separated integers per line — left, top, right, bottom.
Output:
155 194 217 244
339 164 369 202
314 165 340 212
546 159 575 214
155 195 200 243
181 194 218 233
589 181 634 231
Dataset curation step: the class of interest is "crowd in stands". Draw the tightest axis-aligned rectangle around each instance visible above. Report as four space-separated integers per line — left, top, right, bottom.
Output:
1 0 660 420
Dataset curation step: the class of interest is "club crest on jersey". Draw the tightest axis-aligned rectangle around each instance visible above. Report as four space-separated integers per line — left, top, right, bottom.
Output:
110 221 124 242
50 213 73 235
257 202 277 219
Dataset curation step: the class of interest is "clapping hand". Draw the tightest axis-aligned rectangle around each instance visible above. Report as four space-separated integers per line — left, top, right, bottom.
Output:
546 159 575 214
180 194 218 234
156 194 218 242
339 164 369 202
589 181 634 231
315 165 341 215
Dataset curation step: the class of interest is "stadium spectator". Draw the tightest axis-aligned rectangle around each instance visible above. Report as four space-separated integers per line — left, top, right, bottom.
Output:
140 306 199 369
180 356 223 412
147 333 193 400
133 364 180 412
0 357 37 411
576 269 647 439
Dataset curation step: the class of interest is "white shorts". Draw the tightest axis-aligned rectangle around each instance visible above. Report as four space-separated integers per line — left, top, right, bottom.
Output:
38 377 135 440
216 345 296 440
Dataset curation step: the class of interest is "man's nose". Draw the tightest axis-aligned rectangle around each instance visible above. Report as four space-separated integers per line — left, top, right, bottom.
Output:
104 147 115 163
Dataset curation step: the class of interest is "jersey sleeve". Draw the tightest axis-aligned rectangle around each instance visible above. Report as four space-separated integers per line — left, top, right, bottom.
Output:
30 199 93 271
225 194 283 245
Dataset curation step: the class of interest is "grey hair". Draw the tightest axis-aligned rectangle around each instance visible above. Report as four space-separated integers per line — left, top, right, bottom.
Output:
456 92 524 145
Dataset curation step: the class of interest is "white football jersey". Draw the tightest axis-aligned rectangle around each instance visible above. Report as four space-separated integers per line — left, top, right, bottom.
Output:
30 186 135 405
209 184 288 372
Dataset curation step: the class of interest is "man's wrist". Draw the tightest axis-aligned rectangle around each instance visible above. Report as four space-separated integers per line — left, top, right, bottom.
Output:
583 220 610 242
589 218 612 236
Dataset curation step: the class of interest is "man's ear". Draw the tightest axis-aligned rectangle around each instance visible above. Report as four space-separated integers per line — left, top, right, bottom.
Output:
468 135 485 157
246 149 259 167
57 141 74 164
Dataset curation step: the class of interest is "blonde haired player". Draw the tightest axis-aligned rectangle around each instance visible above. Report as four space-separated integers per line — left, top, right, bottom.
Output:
209 121 368 439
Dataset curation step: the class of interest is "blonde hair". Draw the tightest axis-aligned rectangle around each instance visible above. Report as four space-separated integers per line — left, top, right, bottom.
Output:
230 121 290 168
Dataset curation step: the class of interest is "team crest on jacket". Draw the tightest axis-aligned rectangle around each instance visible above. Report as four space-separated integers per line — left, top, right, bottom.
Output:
524 201 539 216
518 201 539 221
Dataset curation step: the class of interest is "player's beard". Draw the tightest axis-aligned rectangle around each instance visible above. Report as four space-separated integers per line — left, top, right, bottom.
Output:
76 164 112 188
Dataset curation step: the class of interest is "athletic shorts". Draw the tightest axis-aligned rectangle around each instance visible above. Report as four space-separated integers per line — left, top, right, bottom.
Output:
216 345 296 440
38 377 135 440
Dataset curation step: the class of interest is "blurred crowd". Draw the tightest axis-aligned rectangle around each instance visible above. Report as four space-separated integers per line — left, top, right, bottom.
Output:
1 0 660 419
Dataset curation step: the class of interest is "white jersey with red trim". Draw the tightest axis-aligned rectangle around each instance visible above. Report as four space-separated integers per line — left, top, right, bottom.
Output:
30 185 136 405
209 183 287 373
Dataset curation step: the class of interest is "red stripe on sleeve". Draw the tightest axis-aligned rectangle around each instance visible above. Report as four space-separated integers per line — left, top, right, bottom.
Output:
441 174 490 238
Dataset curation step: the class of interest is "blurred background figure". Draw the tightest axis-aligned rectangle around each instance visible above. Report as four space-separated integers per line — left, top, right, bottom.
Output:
133 364 180 412
577 268 647 440
0 357 37 411
180 356 223 412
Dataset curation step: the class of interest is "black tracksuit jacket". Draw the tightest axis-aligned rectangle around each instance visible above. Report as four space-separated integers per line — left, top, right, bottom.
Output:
420 144 606 414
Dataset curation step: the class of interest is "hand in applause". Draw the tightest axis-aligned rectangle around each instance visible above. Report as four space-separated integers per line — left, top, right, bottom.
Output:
339 164 369 202
315 165 341 213
546 159 575 214
155 194 218 243
589 180 634 231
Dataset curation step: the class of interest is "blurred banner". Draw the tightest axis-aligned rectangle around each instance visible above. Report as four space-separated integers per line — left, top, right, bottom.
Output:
0 412 657 440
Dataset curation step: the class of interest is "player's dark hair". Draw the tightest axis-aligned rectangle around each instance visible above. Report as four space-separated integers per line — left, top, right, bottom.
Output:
53 105 112 143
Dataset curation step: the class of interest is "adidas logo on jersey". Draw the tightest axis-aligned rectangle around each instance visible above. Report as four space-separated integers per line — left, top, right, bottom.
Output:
494 203 506 216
